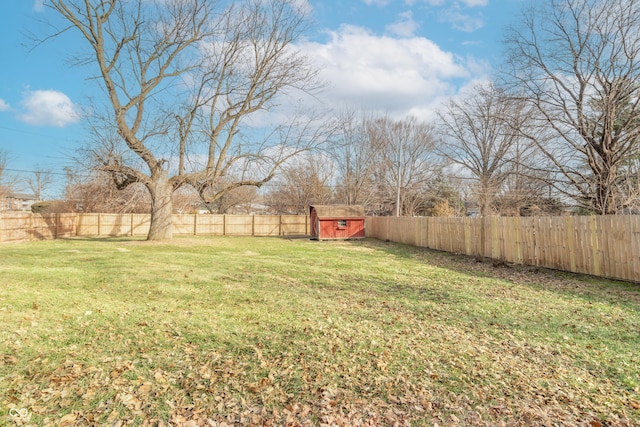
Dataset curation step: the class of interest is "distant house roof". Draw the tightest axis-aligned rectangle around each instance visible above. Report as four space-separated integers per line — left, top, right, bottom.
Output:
310 205 365 219
8 193 37 200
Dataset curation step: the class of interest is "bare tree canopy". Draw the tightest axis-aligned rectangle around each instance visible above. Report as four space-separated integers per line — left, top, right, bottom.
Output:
437 83 533 216
329 110 382 212
45 0 327 239
27 169 53 202
266 153 334 214
0 150 10 204
504 0 640 214
64 169 151 213
368 116 439 216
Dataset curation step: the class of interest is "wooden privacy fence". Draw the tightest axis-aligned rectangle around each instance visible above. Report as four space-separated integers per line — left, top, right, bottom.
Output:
0 212 310 242
366 215 640 283
3 212 639 282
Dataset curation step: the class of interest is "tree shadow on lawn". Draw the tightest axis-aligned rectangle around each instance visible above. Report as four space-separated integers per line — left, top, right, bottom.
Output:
60 236 146 243
347 238 640 310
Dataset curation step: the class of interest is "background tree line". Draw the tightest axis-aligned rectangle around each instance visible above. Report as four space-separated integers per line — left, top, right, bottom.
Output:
3 0 640 239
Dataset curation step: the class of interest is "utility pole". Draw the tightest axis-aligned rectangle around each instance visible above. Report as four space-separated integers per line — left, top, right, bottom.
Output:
395 140 402 217
396 174 401 216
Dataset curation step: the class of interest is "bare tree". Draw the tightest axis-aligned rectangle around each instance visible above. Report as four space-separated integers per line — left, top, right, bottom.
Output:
172 186 201 214
0 150 18 210
0 150 6 179
330 110 382 212
421 171 465 216
27 169 53 201
618 155 640 212
491 135 562 216
203 181 258 214
64 169 151 213
503 0 640 214
0 150 8 201
45 0 326 239
368 116 439 216
264 154 334 214
437 83 530 216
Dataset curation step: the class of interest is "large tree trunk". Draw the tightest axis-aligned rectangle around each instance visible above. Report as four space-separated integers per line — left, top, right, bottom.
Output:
147 172 173 241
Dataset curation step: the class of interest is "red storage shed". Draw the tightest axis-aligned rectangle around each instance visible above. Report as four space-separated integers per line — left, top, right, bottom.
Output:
309 205 365 240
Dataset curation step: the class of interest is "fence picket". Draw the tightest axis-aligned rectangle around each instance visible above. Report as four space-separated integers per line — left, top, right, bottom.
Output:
2 212 639 282
0 212 311 241
364 215 639 283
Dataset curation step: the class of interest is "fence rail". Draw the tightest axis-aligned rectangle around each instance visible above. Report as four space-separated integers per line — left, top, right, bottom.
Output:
365 215 640 283
2 212 639 283
0 212 310 242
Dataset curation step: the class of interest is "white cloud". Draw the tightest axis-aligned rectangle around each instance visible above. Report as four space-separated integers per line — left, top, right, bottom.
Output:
406 0 487 32
0 99 10 112
411 0 487 6
386 11 420 38
291 0 313 16
298 25 482 120
33 0 45 12
413 0 444 5
460 0 488 6
439 7 485 32
18 89 81 127
363 0 391 6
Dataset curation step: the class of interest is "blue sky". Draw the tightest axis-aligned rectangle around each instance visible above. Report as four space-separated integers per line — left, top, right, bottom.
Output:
0 0 523 198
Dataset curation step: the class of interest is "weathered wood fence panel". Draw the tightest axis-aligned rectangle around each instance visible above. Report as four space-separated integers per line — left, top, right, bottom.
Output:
253 215 281 236
0 213 310 242
3 212 638 282
226 215 254 236
193 215 225 236
171 214 309 236
0 212 33 242
75 213 150 237
280 215 309 237
366 215 640 283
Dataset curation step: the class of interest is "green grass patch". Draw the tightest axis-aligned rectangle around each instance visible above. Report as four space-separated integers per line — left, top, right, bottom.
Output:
1 237 638 426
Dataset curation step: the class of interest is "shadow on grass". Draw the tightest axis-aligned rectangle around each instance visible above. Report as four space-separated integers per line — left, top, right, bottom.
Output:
59 236 147 243
348 238 640 311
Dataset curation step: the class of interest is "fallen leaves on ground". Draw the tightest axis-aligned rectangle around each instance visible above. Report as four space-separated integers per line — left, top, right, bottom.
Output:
1 238 638 426
3 317 638 427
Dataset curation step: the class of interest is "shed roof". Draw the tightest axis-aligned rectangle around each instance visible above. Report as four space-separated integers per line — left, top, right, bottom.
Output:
310 205 365 219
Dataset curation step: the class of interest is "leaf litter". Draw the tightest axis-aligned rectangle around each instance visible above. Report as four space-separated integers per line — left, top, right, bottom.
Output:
0 237 638 426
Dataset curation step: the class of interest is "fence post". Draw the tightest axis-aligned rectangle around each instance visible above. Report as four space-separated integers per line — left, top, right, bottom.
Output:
463 218 470 255
386 216 390 242
565 216 576 272
514 216 522 264
194 214 198 236
630 216 640 281
537 217 544 267
589 216 600 277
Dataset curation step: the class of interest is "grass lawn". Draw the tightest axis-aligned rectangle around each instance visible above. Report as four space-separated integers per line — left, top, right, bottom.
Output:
1 236 639 426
